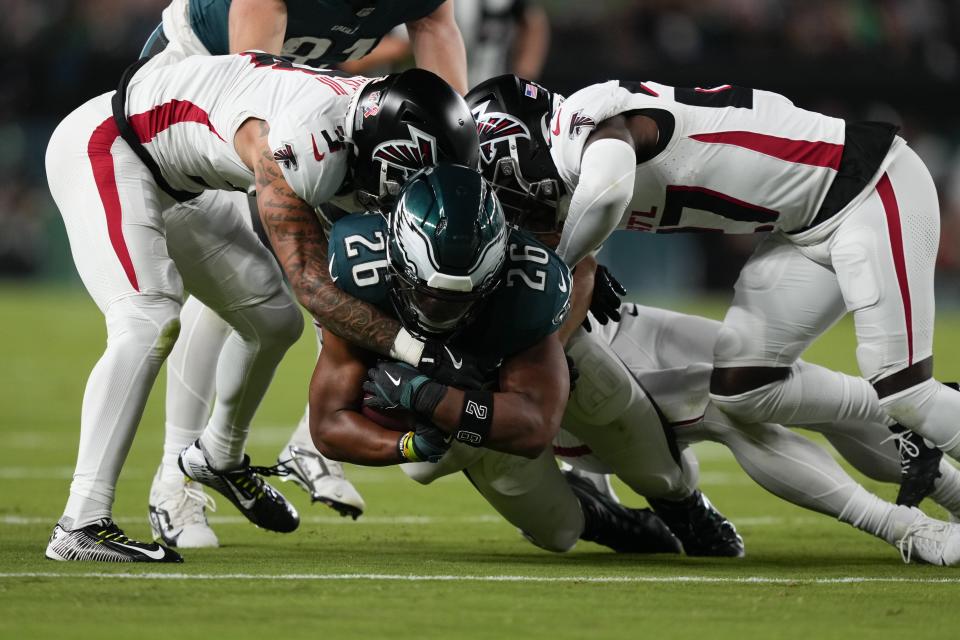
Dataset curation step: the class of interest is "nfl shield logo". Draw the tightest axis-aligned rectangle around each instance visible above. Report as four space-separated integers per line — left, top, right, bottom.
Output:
523 83 538 99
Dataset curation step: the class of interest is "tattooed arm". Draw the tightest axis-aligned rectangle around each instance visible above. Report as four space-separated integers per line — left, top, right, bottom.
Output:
234 117 401 355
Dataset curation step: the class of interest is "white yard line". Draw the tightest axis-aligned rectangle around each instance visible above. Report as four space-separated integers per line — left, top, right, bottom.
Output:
1 572 959 585
0 514 818 526
0 514 504 526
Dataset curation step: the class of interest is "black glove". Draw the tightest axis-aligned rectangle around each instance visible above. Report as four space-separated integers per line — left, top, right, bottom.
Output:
363 361 447 417
417 340 501 390
410 421 452 463
586 264 627 328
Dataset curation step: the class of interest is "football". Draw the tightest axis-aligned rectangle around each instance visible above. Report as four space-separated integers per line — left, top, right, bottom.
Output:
361 393 416 431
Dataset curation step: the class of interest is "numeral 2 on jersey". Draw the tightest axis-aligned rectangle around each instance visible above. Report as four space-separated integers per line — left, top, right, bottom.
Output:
506 243 550 291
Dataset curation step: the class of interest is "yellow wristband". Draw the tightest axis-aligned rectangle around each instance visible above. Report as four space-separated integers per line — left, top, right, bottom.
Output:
398 431 421 462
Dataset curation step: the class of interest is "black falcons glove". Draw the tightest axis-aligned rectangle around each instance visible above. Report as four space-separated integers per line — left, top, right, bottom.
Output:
586 264 627 328
417 340 501 390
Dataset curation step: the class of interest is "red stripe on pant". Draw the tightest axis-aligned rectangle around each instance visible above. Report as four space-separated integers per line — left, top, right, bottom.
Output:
87 117 140 291
876 172 912 364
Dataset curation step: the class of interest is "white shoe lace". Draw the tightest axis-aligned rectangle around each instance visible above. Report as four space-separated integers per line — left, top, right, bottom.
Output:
286 446 345 482
881 431 921 472
896 518 950 564
167 481 217 528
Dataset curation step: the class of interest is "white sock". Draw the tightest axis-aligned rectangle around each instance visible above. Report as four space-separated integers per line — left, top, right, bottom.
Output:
838 487 917 544
929 461 960 519
64 296 179 528
199 293 302 471
163 296 231 479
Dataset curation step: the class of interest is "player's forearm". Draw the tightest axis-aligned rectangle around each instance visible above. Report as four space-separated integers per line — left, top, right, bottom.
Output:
431 387 560 458
229 0 287 54
311 411 404 465
512 6 550 80
555 139 636 268
556 256 596 346
338 36 410 74
248 128 401 356
407 7 467 93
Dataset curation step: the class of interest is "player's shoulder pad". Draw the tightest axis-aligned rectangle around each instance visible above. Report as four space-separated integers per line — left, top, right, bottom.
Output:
267 109 349 208
477 229 571 356
328 213 391 308
550 80 631 145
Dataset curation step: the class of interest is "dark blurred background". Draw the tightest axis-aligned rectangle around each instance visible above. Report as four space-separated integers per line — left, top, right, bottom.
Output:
4 0 960 301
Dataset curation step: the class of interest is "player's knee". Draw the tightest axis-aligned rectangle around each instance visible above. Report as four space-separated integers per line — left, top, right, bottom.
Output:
107 295 182 360
520 527 578 553
564 335 634 427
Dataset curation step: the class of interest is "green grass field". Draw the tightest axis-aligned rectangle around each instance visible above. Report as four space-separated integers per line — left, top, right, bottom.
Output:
2 284 960 639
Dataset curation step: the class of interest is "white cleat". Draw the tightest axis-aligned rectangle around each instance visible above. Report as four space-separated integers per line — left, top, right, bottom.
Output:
277 444 366 519
894 509 960 566
148 466 219 549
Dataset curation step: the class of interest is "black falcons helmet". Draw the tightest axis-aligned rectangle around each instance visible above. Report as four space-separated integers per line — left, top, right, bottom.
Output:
347 69 480 212
465 74 566 233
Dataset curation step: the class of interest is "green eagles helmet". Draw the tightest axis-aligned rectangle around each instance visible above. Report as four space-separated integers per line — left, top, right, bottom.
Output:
387 163 508 337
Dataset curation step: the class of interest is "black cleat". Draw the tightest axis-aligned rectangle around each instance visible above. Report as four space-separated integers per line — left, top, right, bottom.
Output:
179 441 300 533
45 518 182 563
564 470 682 554
648 490 745 557
886 424 943 507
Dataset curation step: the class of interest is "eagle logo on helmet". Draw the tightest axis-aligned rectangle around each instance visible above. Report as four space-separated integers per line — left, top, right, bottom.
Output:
372 125 438 178
471 101 531 165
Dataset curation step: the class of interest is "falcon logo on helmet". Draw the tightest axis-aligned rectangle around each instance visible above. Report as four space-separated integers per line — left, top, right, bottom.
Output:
472 101 532 165
371 125 439 180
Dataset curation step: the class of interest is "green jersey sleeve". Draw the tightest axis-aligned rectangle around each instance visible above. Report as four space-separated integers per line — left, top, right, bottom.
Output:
328 213 393 312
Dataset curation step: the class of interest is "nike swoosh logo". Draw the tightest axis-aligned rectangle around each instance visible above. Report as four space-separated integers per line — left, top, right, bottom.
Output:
311 134 325 161
558 270 568 293
112 541 167 560
225 480 256 510
443 346 462 369
329 254 338 282
551 107 562 137
386 371 402 386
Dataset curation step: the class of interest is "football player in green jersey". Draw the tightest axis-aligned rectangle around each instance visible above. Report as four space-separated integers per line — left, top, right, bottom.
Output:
309 163 683 554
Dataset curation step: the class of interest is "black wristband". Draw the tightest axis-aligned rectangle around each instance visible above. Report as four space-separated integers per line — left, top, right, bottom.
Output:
412 380 448 416
455 390 494 447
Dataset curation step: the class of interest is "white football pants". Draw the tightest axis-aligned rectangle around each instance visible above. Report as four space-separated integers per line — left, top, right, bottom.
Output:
46 92 303 528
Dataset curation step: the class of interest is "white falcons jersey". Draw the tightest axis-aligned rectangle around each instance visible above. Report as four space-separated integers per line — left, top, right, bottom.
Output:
122 52 365 207
549 80 848 233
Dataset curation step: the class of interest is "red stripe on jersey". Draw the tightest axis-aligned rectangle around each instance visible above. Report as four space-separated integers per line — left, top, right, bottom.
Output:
552 444 592 457
128 100 224 143
689 131 843 170
877 172 913 364
315 76 347 95
88 117 139 291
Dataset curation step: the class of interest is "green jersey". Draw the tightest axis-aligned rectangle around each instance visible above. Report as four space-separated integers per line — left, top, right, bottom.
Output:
187 0 444 65
329 214 571 358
